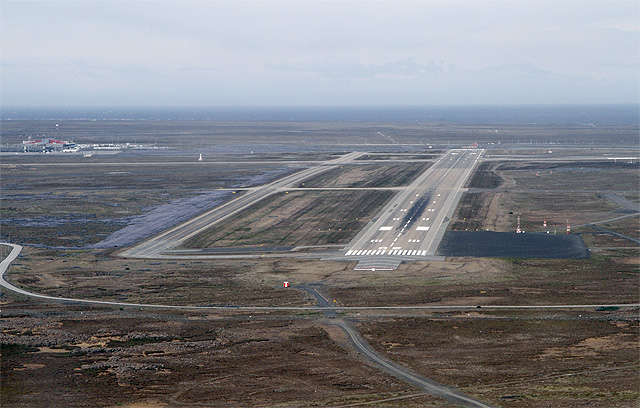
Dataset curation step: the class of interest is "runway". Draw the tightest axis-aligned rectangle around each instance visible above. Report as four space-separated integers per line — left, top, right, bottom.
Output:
119 149 482 262
343 149 483 269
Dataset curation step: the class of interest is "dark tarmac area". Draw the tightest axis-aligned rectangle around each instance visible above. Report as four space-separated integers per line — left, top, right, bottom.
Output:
437 231 589 259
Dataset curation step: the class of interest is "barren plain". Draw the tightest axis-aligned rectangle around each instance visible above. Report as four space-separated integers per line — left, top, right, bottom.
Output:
1 120 638 407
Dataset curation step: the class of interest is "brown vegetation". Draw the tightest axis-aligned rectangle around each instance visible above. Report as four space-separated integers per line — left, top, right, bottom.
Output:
182 190 394 248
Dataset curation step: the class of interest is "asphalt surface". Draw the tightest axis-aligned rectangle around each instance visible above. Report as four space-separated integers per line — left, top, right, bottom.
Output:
438 231 590 259
344 149 483 267
119 151 363 258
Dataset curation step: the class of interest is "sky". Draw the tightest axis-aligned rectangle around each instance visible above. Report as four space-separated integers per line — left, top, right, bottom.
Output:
1 0 638 107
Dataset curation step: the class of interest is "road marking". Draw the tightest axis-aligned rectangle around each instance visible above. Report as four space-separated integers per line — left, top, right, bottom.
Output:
416 226 430 231
345 250 353 256
379 226 393 231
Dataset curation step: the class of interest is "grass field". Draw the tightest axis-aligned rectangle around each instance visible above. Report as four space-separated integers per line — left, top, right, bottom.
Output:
298 162 432 188
0 161 294 247
356 153 442 160
450 160 639 234
182 190 395 248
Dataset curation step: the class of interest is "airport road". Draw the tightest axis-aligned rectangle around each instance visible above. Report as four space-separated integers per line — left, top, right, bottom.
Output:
119 151 363 258
344 149 483 265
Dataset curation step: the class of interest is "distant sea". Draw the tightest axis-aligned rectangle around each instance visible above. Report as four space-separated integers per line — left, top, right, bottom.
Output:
2 105 638 126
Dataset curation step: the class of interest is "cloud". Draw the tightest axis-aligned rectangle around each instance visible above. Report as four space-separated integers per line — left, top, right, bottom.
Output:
1 0 638 106
267 58 453 80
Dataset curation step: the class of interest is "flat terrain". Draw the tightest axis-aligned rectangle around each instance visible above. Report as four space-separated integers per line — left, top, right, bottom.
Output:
450 158 640 234
356 153 442 160
1 159 295 247
360 316 638 408
182 190 394 249
298 162 433 188
1 120 638 407
3 119 639 148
